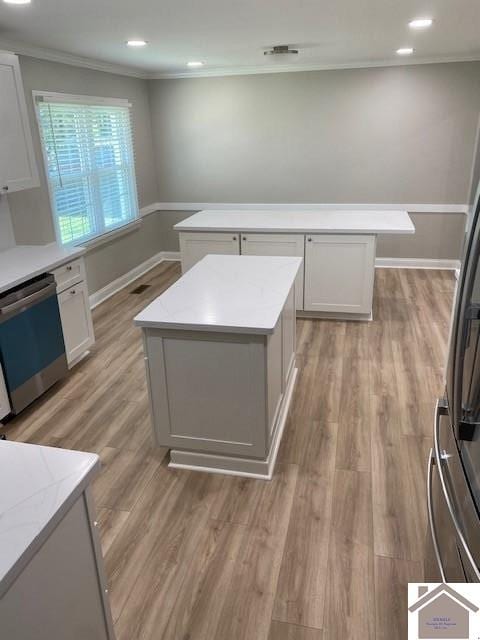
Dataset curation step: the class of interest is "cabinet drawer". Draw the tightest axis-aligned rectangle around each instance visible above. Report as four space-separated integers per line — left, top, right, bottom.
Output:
51 258 85 293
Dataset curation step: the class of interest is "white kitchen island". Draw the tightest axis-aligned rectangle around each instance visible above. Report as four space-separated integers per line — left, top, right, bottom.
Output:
175 209 415 320
0 441 115 640
134 254 301 479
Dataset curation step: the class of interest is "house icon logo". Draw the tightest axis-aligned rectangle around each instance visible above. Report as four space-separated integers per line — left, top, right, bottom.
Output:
408 583 479 639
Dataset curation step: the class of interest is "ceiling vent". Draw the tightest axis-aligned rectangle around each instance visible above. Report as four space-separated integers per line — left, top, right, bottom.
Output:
264 45 299 57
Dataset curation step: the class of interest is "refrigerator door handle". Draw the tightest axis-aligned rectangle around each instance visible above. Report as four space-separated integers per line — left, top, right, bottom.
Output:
427 447 446 582
434 399 480 581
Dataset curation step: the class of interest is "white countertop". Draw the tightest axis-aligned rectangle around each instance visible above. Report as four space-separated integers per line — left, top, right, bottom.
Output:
0 441 99 597
0 243 85 295
134 254 302 334
174 209 415 234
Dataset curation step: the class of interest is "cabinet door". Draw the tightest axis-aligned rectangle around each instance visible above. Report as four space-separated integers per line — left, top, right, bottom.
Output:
0 361 11 421
240 233 305 310
304 234 376 315
0 53 39 193
58 281 95 366
179 232 240 273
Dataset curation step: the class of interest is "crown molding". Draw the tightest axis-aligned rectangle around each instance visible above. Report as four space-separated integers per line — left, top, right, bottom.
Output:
147 53 480 80
0 38 149 79
1 36 479 81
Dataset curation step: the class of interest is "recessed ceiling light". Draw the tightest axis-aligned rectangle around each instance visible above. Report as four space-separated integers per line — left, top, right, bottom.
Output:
397 47 414 56
409 18 433 29
3 0 31 4
187 61 204 68
126 40 147 47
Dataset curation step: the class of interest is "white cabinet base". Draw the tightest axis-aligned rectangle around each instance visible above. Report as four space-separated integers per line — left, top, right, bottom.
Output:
141 281 297 479
297 309 373 322
304 234 376 316
169 365 298 480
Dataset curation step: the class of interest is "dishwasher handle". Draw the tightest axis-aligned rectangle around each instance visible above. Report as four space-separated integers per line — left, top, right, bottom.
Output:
0 281 57 316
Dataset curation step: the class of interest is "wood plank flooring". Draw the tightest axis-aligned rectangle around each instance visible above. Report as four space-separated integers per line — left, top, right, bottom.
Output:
4 262 455 639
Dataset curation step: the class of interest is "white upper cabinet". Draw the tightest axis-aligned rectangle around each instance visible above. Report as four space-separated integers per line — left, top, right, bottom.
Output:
0 52 39 194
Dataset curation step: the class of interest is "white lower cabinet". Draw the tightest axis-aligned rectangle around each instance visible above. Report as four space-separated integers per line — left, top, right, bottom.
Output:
178 230 377 319
0 362 11 420
304 234 376 315
240 233 304 310
179 232 240 273
58 280 94 366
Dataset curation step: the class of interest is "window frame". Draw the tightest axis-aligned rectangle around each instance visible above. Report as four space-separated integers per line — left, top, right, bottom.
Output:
33 90 140 248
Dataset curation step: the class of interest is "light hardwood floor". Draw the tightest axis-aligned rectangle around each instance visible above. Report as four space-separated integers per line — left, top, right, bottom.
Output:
5 262 455 640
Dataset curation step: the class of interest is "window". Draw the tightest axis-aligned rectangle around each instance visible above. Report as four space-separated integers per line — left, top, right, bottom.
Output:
35 93 139 246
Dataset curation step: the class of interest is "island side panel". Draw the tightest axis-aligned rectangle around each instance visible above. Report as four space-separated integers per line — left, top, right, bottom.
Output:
281 285 296 392
143 328 268 458
0 493 113 640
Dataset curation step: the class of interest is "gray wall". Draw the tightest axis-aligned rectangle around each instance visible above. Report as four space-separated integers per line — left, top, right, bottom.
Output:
149 62 480 205
6 56 165 293
149 62 480 260
6 57 480 294
0 196 15 250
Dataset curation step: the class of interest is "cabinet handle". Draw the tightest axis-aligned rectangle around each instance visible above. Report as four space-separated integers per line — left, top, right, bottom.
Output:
232 236 237 241
242 237 247 241
66 265 72 271
2 186 8 192
70 289 76 295
307 237 312 242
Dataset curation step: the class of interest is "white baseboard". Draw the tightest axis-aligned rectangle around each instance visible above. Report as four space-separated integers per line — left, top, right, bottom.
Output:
89 251 180 309
161 251 181 261
375 257 461 270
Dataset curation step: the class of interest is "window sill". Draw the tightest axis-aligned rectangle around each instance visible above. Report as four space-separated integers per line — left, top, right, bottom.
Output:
76 219 142 252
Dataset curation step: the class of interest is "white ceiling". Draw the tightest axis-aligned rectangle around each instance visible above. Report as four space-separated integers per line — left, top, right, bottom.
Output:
0 0 479 78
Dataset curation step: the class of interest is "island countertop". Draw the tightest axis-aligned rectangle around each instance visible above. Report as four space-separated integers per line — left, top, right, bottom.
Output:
134 254 302 334
174 209 415 234
0 441 100 598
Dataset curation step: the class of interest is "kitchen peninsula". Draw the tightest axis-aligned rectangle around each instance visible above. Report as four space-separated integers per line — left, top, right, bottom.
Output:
175 209 415 319
134 254 301 479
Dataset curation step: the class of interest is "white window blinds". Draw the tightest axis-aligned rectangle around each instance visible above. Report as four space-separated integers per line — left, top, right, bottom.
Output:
36 95 139 246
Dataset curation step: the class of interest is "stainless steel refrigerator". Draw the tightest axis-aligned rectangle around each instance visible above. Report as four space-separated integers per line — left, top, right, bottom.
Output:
426 183 480 582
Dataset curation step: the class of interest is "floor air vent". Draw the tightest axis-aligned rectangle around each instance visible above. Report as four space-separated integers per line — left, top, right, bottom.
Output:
130 284 151 294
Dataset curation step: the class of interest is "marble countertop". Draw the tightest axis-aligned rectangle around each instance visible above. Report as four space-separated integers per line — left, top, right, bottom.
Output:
0 243 85 295
134 254 302 334
0 441 99 598
174 209 415 234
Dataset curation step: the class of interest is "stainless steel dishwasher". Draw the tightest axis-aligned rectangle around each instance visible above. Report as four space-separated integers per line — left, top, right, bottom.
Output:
0 273 68 416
